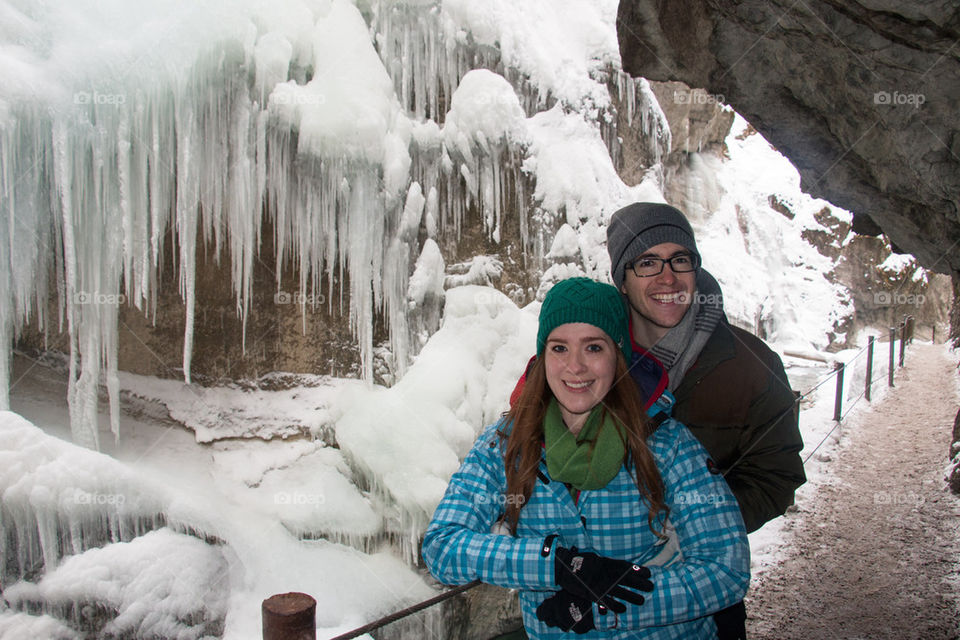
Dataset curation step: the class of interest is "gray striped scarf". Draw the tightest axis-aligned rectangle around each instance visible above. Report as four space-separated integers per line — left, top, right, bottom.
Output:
648 269 725 391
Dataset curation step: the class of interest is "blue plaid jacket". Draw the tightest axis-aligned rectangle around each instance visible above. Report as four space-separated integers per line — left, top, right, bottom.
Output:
422 416 749 639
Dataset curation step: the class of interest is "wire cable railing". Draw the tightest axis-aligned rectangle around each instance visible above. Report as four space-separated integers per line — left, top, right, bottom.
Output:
800 317 915 464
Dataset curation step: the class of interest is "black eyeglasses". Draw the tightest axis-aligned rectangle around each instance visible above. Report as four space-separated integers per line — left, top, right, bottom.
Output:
627 253 701 278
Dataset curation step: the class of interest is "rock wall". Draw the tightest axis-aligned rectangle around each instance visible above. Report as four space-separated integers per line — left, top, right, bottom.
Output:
950 408 960 495
18 223 368 383
616 0 960 289
952 275 960 347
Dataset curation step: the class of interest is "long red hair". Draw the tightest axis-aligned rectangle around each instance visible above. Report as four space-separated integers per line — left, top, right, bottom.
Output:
498 352 668 536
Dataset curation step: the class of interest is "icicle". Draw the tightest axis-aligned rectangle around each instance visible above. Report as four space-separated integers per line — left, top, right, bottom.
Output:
0 250 9 412
175 92 200 386
51 118 98 451
0 120 14 410
407 238 445 354
1 0 560 446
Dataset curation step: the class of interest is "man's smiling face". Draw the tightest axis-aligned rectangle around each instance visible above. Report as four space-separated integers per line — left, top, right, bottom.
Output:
619 242 697 346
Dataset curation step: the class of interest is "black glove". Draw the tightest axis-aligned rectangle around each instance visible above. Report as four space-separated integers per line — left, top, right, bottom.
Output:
555 546 652 613
536 590 596 634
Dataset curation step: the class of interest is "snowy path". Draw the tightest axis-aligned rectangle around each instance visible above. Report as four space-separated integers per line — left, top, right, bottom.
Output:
745 343 960 639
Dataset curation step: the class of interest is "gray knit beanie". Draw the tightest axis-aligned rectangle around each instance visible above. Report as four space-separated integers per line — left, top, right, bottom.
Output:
607 202 700 289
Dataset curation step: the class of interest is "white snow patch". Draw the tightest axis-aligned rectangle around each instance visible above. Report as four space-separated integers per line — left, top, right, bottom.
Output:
4 529 229 640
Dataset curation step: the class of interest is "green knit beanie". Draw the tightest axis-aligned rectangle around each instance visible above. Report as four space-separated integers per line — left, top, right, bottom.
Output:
536 278 632 361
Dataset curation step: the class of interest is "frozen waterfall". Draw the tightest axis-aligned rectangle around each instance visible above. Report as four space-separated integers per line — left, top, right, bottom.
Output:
0 0 667 449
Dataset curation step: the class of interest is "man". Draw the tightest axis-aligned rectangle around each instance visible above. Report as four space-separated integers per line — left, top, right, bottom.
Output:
503 201 804 639
607 201 806 638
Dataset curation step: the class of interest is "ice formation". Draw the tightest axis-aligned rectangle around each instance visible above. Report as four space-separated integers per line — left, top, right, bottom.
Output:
4 529 229 639
0 0 667 451
0 411 176 580
0 409 437 639
335 285 536 564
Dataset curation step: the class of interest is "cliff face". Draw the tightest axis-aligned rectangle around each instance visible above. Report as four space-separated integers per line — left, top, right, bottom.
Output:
616 0 960 289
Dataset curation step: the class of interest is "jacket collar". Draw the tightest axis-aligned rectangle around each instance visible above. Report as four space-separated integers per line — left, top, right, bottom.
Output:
673 318 736 397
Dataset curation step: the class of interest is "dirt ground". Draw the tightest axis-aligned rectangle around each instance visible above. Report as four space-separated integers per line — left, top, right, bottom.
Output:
745 343 960 639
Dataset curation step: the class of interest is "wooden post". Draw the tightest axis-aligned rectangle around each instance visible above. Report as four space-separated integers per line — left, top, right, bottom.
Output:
888 327 895 387
865 335 874 402
263 593 316 640
833 361 844 422
932 324 936 344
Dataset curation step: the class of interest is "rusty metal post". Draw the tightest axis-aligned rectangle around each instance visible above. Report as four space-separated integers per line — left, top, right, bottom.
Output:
865 336 874 402
263 592 316 640
888 327 895 387
833 361 844 422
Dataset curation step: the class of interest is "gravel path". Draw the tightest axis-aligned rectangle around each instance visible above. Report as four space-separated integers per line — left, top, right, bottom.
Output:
745 343 960 640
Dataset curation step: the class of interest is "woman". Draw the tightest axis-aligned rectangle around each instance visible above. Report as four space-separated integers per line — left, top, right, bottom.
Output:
422 278 749 638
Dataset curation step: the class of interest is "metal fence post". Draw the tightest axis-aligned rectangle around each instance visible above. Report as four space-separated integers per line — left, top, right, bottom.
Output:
888 327 895 387
898 320 906 368
833 361 844 421
865 335 874 401
263 592 316 640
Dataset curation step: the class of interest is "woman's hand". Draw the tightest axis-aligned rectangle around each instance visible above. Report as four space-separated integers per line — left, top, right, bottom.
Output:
554 546 653 613
536 590 596 633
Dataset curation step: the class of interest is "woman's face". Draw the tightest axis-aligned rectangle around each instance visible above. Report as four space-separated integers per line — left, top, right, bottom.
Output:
543 322 618 435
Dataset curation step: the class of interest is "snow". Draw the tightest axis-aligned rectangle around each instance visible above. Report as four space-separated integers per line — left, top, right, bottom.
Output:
0 403 436 640
4 528 229 640
697 114 853 350
211 440 382 541
444 255 504 288
524 105 655 231
274 1 405 164
444 69 526 152
116 371 366 443
335 286 535 561
4 330 900 636
877 252 915 273
748 341 896 574
407 239 445 307
440 0 619 110
443 68 526 242
0 411 184 574
878 250 929 284
0 607 80 640
545 223 580 261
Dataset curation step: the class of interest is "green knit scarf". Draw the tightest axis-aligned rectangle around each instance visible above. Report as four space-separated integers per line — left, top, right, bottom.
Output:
543 398 626 490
